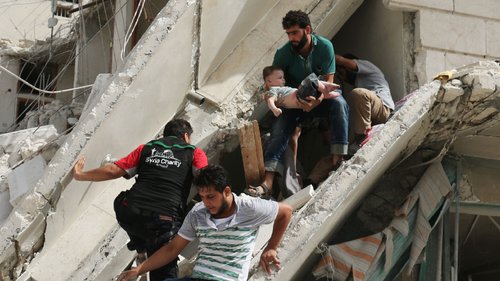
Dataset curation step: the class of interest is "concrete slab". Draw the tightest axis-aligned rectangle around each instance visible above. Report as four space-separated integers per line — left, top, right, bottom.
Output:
27 204 118 281
7 155 46 206
198 0 278 86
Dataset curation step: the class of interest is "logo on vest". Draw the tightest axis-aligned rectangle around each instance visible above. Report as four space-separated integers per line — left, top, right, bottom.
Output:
145 148 182 168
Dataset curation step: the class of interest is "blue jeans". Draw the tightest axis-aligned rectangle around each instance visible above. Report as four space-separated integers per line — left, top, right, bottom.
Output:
264 95 349 172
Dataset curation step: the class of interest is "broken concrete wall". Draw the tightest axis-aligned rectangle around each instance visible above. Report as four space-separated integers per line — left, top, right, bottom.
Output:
385 0 500 86
0 125 58 224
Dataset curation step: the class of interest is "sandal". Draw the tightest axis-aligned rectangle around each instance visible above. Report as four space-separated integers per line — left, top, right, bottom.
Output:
244 183 272 199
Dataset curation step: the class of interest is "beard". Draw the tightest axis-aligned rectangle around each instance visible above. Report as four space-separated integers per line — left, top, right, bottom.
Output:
213 199 229 217
291 31 308 52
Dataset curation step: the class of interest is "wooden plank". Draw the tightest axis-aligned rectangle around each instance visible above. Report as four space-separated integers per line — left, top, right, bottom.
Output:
252 120 265 180
238 122 264 187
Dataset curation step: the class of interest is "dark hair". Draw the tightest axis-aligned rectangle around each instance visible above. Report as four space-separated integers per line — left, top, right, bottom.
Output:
163 118 193 138
342 53 359 60
282 10 311 29
262 65 283 80
193 164 231 193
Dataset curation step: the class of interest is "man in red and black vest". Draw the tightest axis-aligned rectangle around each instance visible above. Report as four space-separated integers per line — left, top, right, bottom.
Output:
73 119 207 281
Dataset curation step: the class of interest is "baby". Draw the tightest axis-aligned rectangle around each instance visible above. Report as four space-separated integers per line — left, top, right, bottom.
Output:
261 66 340 117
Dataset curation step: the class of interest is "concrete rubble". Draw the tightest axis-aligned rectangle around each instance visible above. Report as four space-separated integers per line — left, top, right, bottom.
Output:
0 125 59 223
0 0 499 280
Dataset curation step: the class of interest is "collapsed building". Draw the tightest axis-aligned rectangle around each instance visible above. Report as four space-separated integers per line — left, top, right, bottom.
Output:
0 0 500 280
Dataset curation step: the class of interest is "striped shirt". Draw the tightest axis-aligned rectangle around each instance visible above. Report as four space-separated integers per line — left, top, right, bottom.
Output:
178 194 279 281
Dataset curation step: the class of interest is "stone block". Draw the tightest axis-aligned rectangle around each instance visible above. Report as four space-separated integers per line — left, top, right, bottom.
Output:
455 0 500 20
486 21 500 57
418 10 486 55
441 83 464 103
463 73 496 101
7 155 46 207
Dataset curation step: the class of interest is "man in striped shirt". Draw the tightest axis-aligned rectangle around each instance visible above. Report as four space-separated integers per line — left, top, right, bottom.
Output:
117 164 292 281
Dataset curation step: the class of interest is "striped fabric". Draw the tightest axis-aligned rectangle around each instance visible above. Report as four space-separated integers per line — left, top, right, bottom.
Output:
192 227 257 280
312 162 452 280
177 194 278 281
312 233 383 281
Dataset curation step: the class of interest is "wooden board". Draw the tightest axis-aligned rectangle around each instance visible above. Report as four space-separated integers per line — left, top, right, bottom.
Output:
238 120 265 186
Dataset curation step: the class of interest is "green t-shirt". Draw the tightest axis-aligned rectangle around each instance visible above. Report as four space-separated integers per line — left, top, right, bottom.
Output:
272 34 336 88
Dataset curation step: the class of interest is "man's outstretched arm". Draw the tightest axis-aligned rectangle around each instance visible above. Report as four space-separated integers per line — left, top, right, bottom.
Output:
260 202 292 274
117 235 190 281
73 157 126 181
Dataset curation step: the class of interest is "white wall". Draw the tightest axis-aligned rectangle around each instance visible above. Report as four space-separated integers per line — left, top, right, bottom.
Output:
74 4 114 104
386 0 500 84
0 0 72 47
0 57 19 133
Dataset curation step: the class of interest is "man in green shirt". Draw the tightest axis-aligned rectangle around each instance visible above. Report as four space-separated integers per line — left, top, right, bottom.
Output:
247 10 349 197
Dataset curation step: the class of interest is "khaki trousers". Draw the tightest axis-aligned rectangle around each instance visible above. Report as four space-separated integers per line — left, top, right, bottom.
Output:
345 88 391 141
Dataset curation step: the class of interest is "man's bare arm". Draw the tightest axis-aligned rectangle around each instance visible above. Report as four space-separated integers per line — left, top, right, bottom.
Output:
73 157 126 181
260 202 292 274
335 55 358 72
117 235 191 280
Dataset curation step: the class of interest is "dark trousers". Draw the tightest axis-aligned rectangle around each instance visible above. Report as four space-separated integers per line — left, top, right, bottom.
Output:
114 191 181 281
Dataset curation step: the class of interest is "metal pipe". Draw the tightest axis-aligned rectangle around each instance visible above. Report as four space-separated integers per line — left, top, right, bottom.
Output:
436 219 444 281
453 158 462 281
186 90 206 105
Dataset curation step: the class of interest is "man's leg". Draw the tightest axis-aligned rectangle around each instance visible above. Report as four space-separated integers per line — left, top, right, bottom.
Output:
314 96 349 164
346 88 390 144
114 192 147 254
258 109 302 195
145 218 182 281
303 96 349 186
